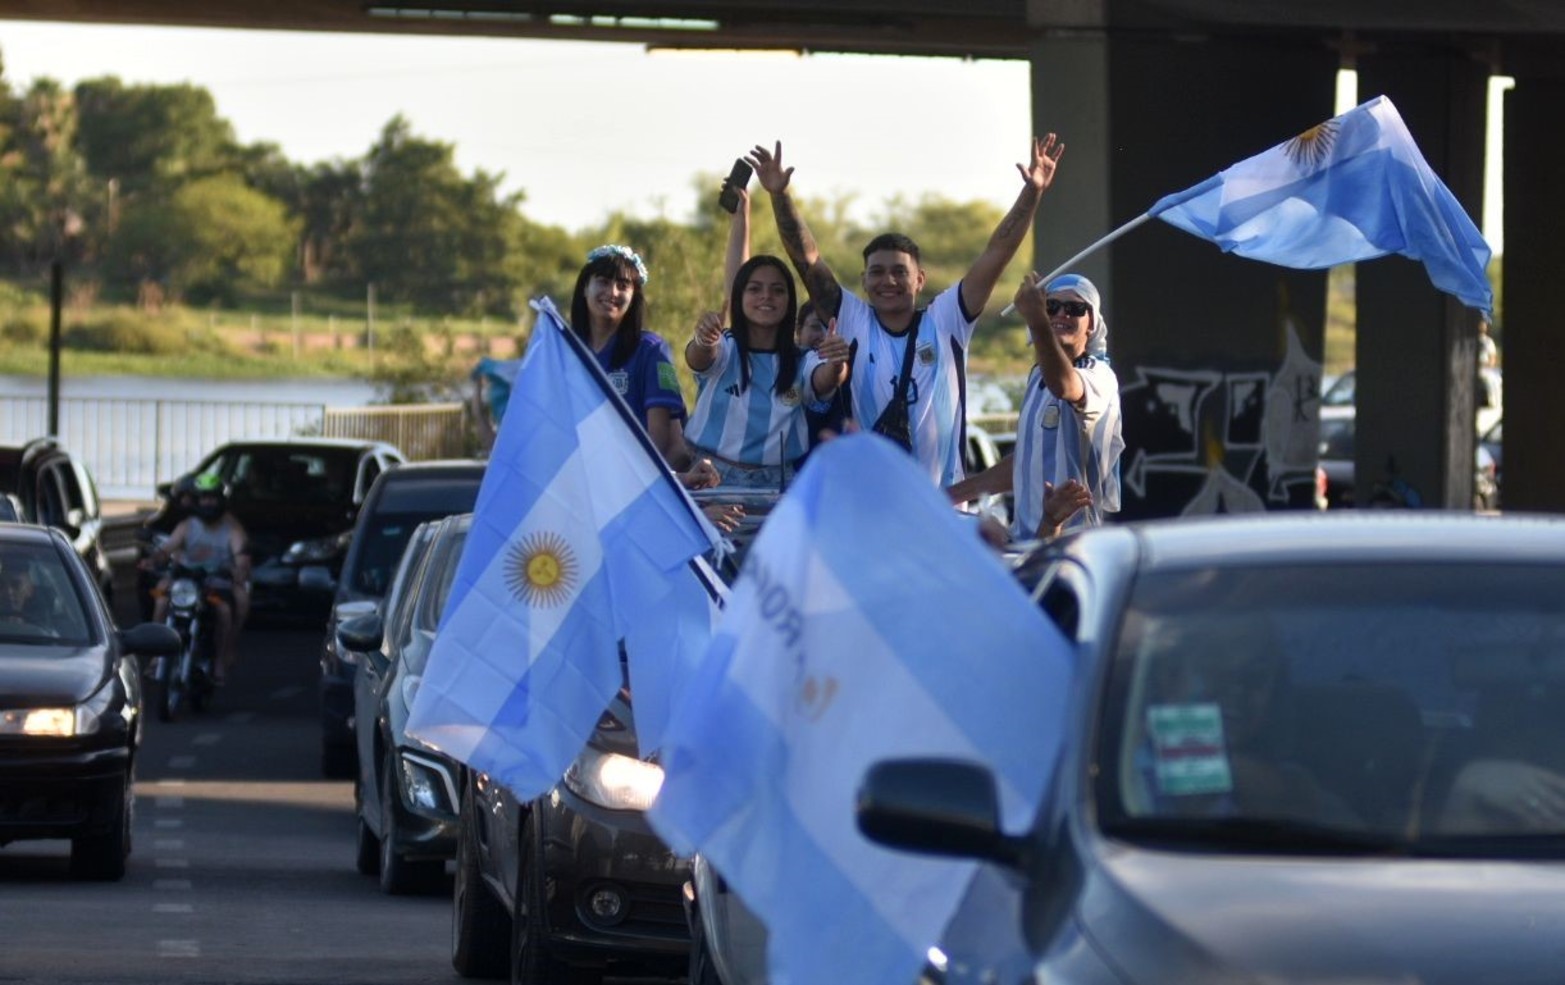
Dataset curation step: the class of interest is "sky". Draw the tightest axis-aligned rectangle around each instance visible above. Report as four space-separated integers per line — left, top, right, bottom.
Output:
0 19 1034 232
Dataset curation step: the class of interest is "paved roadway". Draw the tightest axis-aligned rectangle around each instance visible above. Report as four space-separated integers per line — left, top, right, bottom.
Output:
0 613 465 985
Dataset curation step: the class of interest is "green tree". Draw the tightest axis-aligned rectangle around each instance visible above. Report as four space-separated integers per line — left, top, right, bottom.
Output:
349 116 525 316
108 174 297 303
0 78 97 270
74 78 237 197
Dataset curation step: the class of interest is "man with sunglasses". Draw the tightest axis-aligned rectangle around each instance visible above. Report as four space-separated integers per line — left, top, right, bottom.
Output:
948 272 1124 539
748 137 1064 487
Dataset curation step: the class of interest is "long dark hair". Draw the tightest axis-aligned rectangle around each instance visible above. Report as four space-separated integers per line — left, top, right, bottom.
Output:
729 254 799 397
570 251 647 369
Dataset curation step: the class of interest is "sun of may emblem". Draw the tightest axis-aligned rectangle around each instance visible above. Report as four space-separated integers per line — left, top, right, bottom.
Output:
1284 118 1339 171
504 532 579 607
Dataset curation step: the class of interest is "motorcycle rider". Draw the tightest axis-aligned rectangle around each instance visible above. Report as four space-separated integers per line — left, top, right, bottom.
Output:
147 474 251 684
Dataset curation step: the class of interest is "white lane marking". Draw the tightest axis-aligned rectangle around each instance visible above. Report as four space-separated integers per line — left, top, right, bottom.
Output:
154 878 193 891
159 940 200 958
193 732 222 746
153 903 194 914
154 838 186 852
155 857 191 869
168 755 197 769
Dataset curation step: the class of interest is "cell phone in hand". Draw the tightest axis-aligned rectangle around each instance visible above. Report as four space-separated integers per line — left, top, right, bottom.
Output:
718 158 753 213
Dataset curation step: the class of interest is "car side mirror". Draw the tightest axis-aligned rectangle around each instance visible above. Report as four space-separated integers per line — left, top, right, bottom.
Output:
857 758 1027 869
336 611 384 656
119 622 181 657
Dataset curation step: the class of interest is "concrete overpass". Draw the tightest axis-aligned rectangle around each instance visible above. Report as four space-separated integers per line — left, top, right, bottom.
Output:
4 1 1562 516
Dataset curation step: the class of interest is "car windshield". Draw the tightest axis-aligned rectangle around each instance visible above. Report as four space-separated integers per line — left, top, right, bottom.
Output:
1098 561 1565 855
224 447 363 506
0 541 94 646
1321 370 1355 407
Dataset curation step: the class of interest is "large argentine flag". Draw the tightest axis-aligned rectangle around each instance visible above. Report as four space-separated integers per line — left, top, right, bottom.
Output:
648 434 1075 985
406 297 719 801
1150 95 1493 315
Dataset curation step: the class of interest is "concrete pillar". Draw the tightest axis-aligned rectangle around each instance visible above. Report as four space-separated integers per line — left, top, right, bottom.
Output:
1029 34 1335 518
1498 75 1565 512
1354 49 1488 509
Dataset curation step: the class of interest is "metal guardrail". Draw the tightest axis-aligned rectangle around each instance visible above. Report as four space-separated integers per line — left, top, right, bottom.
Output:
1 396 471 499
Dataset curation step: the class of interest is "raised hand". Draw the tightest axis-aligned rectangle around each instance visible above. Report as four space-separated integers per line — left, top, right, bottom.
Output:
1013 272 1048 323
1017 133 1065 193
815 317 849 364
693 311 725 348
747 141 793 195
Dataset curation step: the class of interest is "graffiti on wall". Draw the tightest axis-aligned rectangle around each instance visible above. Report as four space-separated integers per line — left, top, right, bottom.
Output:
1120 324 1323 518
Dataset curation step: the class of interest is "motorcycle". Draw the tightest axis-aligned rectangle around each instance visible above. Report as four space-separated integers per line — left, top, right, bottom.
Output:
152 562 229 722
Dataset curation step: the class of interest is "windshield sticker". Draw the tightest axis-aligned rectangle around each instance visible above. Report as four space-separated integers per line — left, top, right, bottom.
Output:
1147 703 1233 796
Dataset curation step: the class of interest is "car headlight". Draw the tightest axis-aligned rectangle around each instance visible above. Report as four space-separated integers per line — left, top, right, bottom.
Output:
283 532 351 564
399 750 459 814
563 746 665 811
0 679 116 737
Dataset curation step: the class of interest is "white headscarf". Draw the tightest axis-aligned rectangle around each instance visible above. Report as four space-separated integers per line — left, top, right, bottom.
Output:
1045 273 1108 358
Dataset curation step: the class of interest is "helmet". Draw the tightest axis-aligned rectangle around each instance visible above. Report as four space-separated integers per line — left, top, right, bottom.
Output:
193 473 228 520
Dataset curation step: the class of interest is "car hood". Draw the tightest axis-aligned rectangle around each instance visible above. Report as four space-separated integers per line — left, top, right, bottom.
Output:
1086 843 1565 984
0 645 112 706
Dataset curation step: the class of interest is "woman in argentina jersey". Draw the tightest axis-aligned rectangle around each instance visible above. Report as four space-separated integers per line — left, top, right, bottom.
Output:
684 254 850 488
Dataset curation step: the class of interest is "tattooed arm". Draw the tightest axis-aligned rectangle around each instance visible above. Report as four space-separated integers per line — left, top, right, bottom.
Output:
959 134 1065 319
747 141 844 320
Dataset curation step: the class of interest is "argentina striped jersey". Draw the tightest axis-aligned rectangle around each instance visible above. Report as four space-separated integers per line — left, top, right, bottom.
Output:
685 335 819 467
1011 358 1124 538
836 284 976 487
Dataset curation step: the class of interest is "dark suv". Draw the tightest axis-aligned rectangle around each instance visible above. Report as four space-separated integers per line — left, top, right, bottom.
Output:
0 438 113 600
319 459 485 777
142 438 406 619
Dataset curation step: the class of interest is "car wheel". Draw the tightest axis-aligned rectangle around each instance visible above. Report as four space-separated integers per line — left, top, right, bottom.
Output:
512 815 600 985
355 815 381 876
378 751 445 895
70 774 130 881
452 788 510 979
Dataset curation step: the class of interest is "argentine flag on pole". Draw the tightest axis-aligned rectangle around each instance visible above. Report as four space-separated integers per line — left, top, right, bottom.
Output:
648 434 1075 985
406 296 719 801
1150 95 1493 314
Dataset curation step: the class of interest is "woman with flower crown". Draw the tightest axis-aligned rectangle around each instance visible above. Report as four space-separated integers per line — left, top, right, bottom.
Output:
682 189 851 489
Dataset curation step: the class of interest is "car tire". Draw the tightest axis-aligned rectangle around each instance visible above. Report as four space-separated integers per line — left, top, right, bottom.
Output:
512 814 600 985
70 774 131 882
378 751 445 896
355 813 381 877
452 788 510 979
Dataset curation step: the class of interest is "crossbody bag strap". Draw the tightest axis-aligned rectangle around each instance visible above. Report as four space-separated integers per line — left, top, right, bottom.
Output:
890 317 920 404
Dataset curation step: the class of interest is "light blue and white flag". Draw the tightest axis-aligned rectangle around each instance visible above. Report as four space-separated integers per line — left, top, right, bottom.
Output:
1149 95 1493 314
406 297 719 801
648 434 1075 985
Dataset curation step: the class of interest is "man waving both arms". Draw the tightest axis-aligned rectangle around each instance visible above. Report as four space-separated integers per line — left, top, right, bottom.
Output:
748 135 1064 487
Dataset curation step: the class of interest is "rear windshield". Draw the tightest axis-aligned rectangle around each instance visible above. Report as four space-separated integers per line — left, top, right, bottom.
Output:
346 498 475 598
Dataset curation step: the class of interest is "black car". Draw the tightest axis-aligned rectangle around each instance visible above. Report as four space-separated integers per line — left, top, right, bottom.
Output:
338 513 470 895
0 521 178 880
861 513 1565 985
448 489 778 984
143 438 406 619
319 460 484 778
0 438 114 601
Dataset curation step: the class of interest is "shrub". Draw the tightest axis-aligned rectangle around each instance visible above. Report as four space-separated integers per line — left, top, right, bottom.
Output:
1 313 47 345
63 311 187 355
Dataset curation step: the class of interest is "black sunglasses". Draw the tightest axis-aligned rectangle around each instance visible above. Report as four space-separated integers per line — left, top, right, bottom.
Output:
1046 299 1091 317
